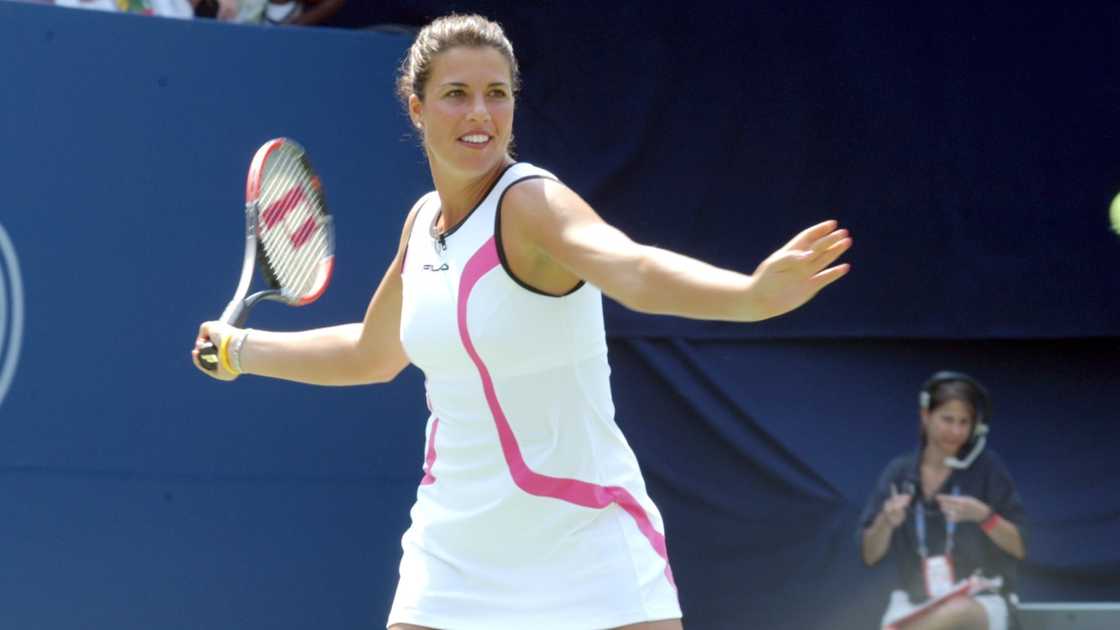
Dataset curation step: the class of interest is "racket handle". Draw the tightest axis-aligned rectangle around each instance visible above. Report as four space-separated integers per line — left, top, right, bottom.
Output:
198 341 219 371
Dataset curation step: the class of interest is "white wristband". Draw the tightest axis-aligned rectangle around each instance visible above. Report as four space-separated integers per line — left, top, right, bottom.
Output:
231 329 251 374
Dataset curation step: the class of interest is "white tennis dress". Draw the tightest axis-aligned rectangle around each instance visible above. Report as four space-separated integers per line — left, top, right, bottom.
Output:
389 163 681 629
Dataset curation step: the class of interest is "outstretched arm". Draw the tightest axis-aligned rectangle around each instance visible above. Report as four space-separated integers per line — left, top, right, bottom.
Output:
506 179 851 321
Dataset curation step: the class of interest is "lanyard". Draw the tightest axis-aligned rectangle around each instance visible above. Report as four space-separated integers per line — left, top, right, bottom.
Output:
915 484 958 558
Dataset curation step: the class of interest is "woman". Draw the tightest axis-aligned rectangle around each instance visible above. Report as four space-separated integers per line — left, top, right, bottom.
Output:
193 14 851 630
860 372 1026 630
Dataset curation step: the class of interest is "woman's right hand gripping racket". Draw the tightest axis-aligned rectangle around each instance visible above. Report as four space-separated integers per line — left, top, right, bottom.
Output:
196 138 334 375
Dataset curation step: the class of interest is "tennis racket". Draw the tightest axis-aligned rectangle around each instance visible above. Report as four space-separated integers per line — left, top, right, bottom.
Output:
198 138 334 371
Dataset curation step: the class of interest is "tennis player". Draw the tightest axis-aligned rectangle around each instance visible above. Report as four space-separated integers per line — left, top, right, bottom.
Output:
193 14 851 629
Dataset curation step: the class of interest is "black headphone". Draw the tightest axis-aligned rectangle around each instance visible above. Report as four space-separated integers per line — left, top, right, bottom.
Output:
919 371 991 469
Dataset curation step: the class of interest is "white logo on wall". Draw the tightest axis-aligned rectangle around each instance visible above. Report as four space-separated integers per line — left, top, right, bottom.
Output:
0 222 24 410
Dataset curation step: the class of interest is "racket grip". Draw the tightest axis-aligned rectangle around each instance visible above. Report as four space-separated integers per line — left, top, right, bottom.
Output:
198 341 219 371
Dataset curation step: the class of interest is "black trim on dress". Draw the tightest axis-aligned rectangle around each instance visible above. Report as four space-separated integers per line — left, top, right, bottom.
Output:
495 174 585 298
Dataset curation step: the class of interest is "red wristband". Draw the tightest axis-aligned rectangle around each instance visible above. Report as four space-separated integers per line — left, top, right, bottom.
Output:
981 512 1001 533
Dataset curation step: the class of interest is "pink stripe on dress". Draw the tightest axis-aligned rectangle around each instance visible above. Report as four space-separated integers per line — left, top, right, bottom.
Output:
420 417 440 486
457 236 674 587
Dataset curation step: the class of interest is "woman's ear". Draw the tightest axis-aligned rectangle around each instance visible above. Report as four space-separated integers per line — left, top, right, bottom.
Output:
408 94 423 129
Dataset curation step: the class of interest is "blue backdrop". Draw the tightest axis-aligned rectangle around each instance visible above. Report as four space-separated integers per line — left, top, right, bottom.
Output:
1 2 1117 629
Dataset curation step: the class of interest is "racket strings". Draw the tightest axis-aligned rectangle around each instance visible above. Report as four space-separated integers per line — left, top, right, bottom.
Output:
267 189 325 294
257 145 330 299
279 160 329 296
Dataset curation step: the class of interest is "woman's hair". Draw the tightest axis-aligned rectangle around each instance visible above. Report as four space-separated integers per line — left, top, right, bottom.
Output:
395 14 520 109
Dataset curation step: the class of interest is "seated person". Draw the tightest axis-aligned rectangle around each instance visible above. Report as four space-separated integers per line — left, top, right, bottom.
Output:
859 371 1026 630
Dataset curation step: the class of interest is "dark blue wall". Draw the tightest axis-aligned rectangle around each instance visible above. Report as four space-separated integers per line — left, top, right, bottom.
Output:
1 3 1117 629
1 4 431 628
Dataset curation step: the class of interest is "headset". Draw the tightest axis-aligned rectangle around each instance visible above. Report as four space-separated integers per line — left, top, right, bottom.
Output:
919 371 991 469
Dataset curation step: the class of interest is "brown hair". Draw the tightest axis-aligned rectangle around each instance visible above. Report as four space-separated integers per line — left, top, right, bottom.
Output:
395 14 520 109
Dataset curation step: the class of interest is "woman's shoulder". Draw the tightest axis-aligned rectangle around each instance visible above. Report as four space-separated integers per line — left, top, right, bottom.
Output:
498 162 566 200
886 451 918 471
974 448 1013 477
499 164 579 220
505 161 560 183
872 451 917 485
408 190 439 214
396 191 439 251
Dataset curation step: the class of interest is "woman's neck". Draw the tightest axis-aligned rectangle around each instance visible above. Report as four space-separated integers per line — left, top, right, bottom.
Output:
429 158 513 231
919 446 954 498
921 445 951 472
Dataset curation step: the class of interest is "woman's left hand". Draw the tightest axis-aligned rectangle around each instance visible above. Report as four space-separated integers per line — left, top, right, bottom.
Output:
746 220 852 320
935 493 991 523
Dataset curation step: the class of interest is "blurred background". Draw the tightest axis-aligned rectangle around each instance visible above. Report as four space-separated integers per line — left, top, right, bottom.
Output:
0 2 1117 629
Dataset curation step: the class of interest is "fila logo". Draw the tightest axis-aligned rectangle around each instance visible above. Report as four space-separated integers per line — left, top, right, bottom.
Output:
422 263 450 272
0 222 24 410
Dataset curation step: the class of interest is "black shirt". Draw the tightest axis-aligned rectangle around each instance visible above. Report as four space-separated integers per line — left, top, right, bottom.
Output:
858 449 1026 603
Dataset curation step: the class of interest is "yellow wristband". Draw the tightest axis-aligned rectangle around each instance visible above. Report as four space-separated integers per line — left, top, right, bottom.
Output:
218 333 239 375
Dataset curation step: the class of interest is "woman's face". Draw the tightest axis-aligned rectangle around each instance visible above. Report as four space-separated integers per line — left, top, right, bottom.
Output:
409 46 515 179
921 398 976 456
